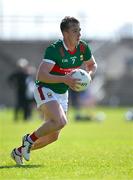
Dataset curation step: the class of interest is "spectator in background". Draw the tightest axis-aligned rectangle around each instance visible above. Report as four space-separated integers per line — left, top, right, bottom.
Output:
69 88 95 121
8 58 36 121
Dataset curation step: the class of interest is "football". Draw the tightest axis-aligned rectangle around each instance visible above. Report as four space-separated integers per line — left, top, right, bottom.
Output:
70 69 91 92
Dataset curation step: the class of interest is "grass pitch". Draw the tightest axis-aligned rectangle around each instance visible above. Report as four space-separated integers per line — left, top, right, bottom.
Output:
0 107 133 180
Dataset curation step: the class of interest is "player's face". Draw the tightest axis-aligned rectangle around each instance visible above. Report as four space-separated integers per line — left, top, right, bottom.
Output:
66 23 81 46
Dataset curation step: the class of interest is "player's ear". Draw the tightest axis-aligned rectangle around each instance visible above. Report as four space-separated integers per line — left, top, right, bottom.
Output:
62 31 68 37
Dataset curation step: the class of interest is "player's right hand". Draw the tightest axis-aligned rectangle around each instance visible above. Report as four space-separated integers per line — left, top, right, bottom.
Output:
63 74 81 91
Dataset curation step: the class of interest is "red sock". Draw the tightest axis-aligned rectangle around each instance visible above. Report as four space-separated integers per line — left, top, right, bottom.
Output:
17 146 22 153
29 132 38 142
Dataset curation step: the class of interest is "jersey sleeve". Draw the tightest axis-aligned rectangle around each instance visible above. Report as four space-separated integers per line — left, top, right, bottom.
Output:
44 45 58 64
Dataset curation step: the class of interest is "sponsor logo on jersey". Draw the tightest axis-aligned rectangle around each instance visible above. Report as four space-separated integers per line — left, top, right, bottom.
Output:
62 59 68 63
51 64 80 74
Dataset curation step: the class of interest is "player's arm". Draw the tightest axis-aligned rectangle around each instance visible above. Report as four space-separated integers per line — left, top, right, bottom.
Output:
37 60 64 83
37 60 79 89
83 55 97 78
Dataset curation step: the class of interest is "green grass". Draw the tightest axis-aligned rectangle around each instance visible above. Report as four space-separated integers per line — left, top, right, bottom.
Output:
0 107 133 180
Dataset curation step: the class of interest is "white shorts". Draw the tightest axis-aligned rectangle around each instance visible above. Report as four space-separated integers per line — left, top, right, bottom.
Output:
34 86 68 112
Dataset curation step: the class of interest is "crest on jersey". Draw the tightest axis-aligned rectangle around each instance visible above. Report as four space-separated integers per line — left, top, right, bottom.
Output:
79 42 86 61
80 55 84 61
47 92 53 98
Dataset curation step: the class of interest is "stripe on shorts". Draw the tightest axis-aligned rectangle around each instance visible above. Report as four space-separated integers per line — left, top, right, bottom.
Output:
38 86 45 100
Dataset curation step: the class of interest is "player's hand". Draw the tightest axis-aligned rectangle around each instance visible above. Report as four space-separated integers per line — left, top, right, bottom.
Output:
63 73 81 91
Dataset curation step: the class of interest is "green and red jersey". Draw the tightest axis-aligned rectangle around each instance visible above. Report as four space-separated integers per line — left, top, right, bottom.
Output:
36 39 92 94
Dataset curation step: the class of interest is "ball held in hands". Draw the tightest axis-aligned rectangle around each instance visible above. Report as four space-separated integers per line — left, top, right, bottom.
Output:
70 69 91 92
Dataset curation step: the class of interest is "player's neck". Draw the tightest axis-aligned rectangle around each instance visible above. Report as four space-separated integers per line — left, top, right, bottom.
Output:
63 39 76 52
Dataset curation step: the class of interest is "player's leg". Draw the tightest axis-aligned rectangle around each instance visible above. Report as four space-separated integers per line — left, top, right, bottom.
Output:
31 130 60 150
30 106 60 150
31 115 67 150
11 101 66 165
11 87 68 165
22 100 67 161
30 91 68 151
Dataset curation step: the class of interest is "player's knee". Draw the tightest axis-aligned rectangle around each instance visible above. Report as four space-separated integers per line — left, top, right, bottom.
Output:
56 117 67 129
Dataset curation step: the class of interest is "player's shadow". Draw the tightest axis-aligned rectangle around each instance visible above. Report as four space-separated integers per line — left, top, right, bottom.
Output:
0 164 42 169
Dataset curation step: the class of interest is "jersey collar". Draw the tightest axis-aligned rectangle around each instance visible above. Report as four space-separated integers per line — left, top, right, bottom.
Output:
62 39 78 55
62 39 79 50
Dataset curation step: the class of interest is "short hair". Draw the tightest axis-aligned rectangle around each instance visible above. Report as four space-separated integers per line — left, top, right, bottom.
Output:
60 16 79 33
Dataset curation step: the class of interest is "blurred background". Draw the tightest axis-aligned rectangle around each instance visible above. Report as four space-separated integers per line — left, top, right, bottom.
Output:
0 0 133 115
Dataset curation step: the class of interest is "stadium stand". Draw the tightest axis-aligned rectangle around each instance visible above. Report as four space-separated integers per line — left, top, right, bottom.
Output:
0 38 133 107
